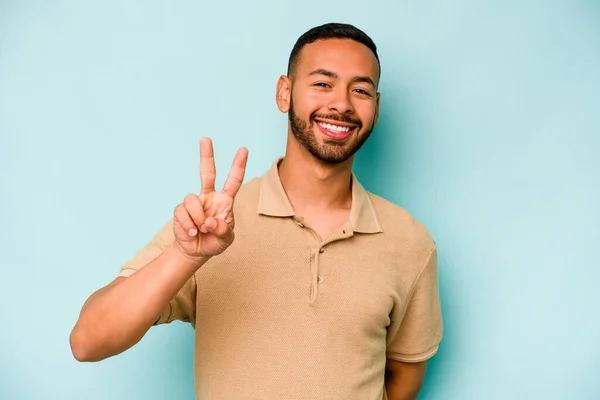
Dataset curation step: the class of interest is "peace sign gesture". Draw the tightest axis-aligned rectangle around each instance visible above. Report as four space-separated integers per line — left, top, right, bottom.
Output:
173 137 248 260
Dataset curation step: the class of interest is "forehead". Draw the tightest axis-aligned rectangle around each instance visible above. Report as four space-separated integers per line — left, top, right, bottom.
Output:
295 38 379 83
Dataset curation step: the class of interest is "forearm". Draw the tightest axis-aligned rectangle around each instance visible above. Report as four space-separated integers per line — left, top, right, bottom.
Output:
384 360 426 400
70 243 207 362
385 378 421 400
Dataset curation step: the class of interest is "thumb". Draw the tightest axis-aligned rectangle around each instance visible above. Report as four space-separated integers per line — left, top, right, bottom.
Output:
206 217 234 247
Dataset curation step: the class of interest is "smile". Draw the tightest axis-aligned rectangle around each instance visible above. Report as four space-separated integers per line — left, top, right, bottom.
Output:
317 122 352 133
315 120 358 140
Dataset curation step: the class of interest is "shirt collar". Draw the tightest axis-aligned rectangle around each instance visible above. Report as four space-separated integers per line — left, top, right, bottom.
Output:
257 158 383 234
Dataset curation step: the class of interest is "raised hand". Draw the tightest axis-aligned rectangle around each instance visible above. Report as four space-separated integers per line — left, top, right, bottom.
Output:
173 137 248 260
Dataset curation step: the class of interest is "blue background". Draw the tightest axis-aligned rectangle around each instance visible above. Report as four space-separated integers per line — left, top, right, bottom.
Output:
1 1 599 399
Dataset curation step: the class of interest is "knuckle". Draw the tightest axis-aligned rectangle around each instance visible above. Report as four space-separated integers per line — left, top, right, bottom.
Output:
228 174 242 184
182 194 206 224
184 193 199 207
174 203 184 216
174 207 186 221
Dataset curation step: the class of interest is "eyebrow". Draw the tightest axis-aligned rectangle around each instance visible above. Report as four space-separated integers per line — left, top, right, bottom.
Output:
308 68 376 87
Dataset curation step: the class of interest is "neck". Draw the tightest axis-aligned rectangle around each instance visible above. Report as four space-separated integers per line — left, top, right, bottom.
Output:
278 133 354 212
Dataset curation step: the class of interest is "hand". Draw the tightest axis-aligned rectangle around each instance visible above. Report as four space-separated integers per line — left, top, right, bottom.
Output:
173 137 248 260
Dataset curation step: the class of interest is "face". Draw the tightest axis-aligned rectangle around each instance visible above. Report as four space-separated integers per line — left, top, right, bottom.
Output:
277 38 380 165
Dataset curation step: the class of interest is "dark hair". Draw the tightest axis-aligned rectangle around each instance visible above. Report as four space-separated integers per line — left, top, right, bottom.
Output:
287 22 380 78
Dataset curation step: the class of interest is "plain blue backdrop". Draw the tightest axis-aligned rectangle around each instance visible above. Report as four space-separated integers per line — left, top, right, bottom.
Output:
1 1 599 399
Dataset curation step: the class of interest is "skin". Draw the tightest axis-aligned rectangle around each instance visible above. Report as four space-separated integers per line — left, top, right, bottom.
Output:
385 359 427 399
69 36 426 399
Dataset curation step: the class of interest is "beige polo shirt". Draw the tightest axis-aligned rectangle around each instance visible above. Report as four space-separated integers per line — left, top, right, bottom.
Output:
118 158 442 400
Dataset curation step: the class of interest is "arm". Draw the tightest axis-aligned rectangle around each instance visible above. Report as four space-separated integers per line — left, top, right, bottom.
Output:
385 245 441 399
69 243 207 362
70 137 248 363
385 359 427 400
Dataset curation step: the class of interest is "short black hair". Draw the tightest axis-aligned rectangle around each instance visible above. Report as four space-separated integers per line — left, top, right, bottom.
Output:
287 22 380 78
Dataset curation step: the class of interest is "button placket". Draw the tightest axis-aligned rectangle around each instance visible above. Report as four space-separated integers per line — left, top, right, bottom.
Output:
309 248 320 304
293 217 325 305
293 216 352 305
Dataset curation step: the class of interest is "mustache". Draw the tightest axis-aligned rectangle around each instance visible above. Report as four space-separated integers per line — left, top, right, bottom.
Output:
310 112 362 128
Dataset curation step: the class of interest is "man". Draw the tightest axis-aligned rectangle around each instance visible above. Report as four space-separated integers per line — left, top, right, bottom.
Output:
70 22 442 400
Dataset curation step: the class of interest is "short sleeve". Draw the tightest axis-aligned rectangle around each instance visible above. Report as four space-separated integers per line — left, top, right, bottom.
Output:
117 219 197 327
386 246 443 362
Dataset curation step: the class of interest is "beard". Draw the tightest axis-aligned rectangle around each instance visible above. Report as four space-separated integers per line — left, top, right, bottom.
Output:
288 98 374 165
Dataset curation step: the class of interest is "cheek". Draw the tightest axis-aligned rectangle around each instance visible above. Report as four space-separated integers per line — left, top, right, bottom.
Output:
356 102 377 126
294 90 326 116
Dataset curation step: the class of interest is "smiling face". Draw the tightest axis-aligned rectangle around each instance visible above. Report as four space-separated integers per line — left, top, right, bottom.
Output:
277 38 381 165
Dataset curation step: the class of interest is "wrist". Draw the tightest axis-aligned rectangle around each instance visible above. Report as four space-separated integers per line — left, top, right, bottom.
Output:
169 242 211 271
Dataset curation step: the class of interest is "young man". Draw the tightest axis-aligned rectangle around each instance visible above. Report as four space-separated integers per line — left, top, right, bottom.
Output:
70 23 442 400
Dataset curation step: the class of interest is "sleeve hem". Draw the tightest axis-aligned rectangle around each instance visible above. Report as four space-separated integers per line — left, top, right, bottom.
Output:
154 302 173 326
386 344 439 363
117 268 138 278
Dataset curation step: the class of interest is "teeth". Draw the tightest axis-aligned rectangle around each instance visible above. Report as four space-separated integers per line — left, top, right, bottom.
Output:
318 122 351 133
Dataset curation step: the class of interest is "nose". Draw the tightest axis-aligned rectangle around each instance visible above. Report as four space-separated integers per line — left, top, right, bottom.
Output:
327 89 354 114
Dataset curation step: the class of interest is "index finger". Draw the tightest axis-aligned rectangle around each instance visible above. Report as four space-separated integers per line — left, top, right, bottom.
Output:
200 137 216 194
221 147 248 198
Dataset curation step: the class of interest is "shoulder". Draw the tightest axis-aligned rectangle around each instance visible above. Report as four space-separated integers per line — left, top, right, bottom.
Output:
231 175 263 216
368 191 435 261
236 175 263 199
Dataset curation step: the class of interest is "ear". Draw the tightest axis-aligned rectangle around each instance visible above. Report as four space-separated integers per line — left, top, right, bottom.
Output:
276 75 291 113
373 92 381 126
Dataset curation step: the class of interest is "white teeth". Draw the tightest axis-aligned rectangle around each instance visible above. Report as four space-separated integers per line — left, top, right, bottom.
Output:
318 122 351 133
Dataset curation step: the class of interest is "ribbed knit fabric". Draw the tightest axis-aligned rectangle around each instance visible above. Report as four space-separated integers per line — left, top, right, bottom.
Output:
119 159 442 400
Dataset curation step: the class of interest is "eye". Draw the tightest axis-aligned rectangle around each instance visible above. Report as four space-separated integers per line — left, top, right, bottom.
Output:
353 88 372 96
313 82 331 88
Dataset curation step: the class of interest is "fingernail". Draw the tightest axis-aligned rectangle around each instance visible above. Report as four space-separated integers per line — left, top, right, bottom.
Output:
206 217 216 229
199 225 208 233
188 228 197 236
